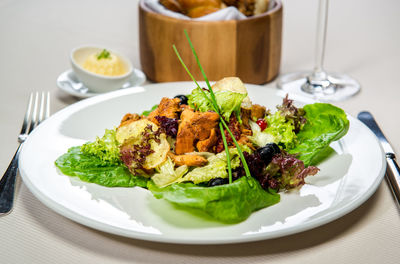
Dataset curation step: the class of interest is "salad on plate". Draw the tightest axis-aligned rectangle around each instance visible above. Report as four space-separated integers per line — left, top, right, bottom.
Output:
55 76 349 224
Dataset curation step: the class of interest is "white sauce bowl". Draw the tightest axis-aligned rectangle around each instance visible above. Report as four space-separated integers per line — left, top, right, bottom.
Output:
70 46 133 93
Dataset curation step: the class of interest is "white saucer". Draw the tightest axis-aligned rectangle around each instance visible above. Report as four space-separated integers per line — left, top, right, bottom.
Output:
57 69 146 98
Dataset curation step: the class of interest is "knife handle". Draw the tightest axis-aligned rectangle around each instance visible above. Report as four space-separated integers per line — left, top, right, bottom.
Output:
385 153 400 206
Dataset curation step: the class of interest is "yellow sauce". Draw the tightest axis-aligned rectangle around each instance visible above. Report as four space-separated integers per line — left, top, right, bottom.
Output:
82 51 127 76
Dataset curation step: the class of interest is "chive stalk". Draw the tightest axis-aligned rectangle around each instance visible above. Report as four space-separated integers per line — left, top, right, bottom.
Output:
183 31 218 108
172 45 204 99
173 30 253 186
219 117 252 184
182 30 252 185
173 45 219 114
219 123 232 184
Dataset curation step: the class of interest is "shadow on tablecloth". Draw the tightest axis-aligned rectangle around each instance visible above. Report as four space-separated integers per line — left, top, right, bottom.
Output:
19 181 387 263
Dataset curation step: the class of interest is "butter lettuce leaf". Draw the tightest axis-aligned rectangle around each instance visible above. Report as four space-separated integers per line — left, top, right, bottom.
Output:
188 87 246 121
148 177 280 223
288 103 349 166
55 146 148 188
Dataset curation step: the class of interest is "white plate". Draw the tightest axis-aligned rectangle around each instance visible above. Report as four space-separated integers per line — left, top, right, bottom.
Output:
56 69 146 98
19 82 386 244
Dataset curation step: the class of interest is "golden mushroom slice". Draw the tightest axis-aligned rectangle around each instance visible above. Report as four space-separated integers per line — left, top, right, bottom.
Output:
116 118 151 144
117 119 170 172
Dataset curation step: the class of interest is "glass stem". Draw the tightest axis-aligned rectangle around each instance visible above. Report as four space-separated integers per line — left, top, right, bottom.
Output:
312 0 329 81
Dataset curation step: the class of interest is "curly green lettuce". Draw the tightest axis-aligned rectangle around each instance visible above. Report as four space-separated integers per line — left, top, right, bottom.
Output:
81 129 121 165
249 111 298 149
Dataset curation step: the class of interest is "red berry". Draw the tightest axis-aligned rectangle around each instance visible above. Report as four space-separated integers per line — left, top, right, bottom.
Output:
256 119 267 131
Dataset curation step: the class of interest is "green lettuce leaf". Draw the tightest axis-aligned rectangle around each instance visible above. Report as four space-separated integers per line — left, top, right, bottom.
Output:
288 103 349 166
141 104 158 116
265 111 298 149
188 87 246 121
148 177 280 223
177 148 242 184
249 111 297 149
81 129 121 165
152 158 188 187
55 146 148 188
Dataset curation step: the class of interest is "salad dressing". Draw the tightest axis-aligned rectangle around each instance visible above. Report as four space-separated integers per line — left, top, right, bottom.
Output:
82 49 127 76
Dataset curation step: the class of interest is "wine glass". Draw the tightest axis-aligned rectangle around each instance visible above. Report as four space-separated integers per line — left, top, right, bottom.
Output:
277 0 360 101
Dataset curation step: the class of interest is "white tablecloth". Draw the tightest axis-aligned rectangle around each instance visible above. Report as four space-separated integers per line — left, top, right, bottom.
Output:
0 0 399 263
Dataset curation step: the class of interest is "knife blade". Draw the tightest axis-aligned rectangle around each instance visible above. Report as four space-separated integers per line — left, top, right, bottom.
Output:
358 111 400 206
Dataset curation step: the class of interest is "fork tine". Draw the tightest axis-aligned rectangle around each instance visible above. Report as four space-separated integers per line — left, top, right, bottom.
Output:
45 92 50 119
28 92 39 134
38 92 45 125
19 93 33 136
38 92 50 125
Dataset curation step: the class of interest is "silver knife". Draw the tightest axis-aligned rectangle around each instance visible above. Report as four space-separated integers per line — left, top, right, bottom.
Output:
358 111 400 206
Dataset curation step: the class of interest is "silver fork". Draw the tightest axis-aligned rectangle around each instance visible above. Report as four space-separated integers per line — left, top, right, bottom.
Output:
0 92 50 215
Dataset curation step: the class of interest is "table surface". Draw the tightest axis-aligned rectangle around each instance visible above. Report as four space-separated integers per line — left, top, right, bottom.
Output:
1 0 399 263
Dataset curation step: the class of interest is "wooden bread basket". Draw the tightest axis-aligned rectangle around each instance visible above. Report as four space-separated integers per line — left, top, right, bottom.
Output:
139 0 282 84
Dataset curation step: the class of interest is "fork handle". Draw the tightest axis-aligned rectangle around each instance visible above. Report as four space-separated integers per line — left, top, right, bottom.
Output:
0 144 22 215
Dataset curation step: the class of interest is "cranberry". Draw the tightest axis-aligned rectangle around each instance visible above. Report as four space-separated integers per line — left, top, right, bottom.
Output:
256 118 267 131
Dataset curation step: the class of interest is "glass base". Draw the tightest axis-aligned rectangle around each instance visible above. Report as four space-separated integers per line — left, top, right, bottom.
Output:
277 71 360 102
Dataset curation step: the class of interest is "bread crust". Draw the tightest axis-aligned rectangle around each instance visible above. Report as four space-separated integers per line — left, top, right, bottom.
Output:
159 0 269 17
